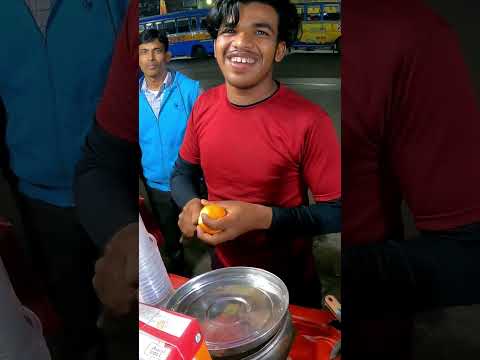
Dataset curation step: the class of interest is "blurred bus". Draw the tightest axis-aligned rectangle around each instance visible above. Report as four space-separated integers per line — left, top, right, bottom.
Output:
139 9 214 58
293 1 341 52
139 1 341 59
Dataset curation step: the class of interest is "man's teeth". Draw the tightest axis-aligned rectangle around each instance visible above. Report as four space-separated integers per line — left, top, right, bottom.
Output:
231 57 255 64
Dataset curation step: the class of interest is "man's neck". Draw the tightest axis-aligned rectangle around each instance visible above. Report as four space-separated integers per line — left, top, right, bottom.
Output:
145 72 168 91
226 77 278 106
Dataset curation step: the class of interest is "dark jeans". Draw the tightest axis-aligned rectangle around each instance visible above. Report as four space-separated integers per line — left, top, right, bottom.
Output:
146 186 184 272
17 194 101 358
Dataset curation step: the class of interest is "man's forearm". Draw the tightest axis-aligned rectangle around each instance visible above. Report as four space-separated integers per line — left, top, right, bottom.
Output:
270 199 341 236
343 222 480 317
170 156 204 208
75 123 139 249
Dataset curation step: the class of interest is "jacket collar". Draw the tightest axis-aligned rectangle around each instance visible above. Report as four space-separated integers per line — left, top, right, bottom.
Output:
139 70 176 93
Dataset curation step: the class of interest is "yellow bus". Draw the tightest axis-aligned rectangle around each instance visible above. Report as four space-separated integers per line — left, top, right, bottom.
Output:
293 1 341 52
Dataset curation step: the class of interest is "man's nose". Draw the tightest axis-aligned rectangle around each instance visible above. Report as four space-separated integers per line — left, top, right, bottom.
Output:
232 31 254 49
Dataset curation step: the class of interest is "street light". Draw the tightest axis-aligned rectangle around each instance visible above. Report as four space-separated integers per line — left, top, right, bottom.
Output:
206 0 212 5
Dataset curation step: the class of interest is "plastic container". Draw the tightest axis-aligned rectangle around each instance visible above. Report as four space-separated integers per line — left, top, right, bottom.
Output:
139 214 173 307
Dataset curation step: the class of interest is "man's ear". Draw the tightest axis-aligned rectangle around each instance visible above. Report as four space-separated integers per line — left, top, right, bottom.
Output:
274 41 287 63
165 51 172 62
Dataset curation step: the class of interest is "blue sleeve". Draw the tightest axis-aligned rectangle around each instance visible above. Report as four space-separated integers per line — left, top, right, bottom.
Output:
191 81 201 109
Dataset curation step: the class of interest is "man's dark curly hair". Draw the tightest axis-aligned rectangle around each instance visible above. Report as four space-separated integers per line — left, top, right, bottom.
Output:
139 29 169 52
206 0 301 48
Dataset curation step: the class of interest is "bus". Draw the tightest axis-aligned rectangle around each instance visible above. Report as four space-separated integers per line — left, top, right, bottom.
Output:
293 2 341 52
139 2 341 59
139 9 214 59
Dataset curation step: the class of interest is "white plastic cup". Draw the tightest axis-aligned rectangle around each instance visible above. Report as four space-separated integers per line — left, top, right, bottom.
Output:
138 214 174 307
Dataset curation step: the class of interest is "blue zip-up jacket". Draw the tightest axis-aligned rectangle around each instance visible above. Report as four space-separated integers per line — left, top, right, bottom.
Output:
0 0 128 206
139 71 200 192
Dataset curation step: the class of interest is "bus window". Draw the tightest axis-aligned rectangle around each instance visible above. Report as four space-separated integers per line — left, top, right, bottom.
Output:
139 24 145 32
200 17 208 30
296 6 304 20
191 17 198 32
323 4 340 21
142 9 215 58
176 18 190 33
164 20 176 34
306 5 321 21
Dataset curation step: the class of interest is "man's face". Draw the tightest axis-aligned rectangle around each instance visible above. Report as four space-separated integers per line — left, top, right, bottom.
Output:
139 39 170 79
215 2 286 90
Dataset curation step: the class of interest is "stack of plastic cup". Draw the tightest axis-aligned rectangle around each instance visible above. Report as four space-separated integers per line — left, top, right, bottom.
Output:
139 214 174 307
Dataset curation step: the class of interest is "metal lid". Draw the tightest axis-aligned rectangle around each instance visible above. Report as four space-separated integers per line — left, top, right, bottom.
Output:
166 267 289 358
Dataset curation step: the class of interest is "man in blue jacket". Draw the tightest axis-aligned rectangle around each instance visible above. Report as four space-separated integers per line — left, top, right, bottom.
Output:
139 29 201 274
0 1 129 358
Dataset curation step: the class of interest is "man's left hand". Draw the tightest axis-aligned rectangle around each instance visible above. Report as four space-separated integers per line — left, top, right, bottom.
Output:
196 199 272 245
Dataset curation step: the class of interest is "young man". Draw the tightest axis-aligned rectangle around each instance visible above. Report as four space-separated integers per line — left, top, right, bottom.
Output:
139 29 201 274
342 0 480 358
0 1 129 358
171 0 341 307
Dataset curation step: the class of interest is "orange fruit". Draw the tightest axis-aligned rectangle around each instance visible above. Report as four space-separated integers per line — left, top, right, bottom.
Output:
197 204 227 235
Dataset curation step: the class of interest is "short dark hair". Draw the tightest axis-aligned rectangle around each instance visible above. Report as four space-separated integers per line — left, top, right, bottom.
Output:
206 0 300 48
139 29 169 52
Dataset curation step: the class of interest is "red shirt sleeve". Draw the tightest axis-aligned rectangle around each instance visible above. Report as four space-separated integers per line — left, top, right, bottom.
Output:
179 101 201 164
390 22 480 230
96 0 138 143
303 112 341 202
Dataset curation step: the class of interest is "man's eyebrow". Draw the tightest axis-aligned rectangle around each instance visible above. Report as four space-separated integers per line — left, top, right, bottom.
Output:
254 22 274 32
220 21 275 32
139 47 163 51
221 21 236 28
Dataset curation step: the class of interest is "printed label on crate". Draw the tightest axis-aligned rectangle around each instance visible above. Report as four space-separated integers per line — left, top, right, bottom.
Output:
139 331 172 360
139 303 190 338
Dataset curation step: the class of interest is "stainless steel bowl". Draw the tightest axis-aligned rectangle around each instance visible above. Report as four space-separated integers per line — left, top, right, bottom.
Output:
213 312 295 360
166 267 289 358
242 312 295 360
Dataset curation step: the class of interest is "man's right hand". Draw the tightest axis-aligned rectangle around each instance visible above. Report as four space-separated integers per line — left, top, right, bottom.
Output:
93 222 139 316
178 198 203 238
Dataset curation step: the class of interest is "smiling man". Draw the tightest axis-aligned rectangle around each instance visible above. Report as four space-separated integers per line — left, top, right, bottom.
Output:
171 0 341 307
139 29 201 275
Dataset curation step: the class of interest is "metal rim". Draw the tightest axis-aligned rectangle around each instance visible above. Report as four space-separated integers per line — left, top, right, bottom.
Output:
166 267 289 356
